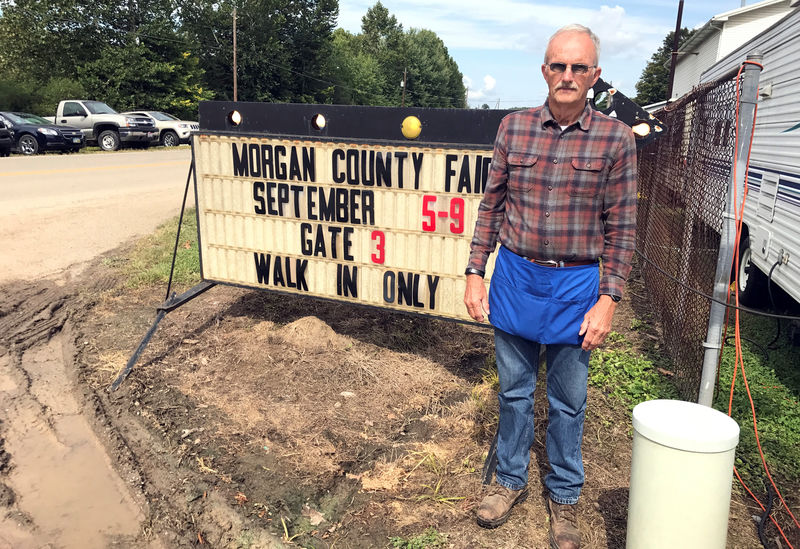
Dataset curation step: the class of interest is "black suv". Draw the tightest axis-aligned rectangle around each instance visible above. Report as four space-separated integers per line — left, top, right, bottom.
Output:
0 111 85 155
0 119 11 157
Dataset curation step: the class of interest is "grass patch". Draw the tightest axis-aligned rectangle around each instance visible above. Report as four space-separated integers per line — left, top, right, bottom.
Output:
389 527 448 548
713 313 800 485
110 208 201 288
78 144 190 154
589 331 678 410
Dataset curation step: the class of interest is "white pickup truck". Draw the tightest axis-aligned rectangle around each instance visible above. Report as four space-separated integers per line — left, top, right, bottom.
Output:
51 100 159 151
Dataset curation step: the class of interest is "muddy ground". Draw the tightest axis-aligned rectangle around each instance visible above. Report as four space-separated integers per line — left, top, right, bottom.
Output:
0 245 790 548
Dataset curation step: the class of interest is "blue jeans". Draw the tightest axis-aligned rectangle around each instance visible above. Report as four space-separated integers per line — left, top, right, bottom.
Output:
493 327 590 505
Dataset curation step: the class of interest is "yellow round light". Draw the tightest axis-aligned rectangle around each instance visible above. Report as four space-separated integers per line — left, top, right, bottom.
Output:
401 116 422 140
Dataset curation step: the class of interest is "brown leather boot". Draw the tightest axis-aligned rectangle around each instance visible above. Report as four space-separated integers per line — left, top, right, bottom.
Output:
476 484 529 528
547 498 580 549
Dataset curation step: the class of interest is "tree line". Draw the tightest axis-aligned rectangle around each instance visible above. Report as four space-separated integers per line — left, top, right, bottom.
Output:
633 28 696 106
0 0 467 119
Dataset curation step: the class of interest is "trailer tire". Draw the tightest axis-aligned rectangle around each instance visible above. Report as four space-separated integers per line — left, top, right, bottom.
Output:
737 236 768 307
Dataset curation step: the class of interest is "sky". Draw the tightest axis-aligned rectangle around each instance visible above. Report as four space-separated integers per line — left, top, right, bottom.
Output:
336 0 749 108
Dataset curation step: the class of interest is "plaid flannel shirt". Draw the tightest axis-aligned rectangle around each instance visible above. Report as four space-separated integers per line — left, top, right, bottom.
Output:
467 101 637 297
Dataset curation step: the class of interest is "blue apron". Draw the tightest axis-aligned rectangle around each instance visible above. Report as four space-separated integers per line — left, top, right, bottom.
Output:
488 245 599 345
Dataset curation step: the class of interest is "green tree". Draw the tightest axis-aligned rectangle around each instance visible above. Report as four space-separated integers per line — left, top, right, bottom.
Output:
281 0 339 103
177 0 338 103
360 1 403 57
359 1 406 105
0 0 212 116
634 28 696 105
329 29 387 105
177 0 286 102
79 44 213 118
328 2 466 108
0 0 112 83
30 78 87 118
0 78 38 112
403 29 466 108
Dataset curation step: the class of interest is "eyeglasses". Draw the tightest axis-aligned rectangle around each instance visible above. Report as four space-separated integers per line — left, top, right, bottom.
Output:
546 63 596 75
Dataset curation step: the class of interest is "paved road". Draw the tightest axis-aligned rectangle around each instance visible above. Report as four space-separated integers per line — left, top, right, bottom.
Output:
0 149 195 283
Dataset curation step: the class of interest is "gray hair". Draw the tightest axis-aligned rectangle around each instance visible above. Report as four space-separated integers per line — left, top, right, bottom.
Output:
544 24 600 65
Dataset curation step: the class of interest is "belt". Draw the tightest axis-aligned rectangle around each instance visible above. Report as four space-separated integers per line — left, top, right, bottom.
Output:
524 257 598 268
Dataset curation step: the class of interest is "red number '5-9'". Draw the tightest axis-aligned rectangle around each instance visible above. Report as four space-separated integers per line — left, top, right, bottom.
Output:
371 230 385 264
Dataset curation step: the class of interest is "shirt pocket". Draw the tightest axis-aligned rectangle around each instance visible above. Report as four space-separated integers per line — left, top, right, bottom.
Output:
507 152 539 191
567 157 606 197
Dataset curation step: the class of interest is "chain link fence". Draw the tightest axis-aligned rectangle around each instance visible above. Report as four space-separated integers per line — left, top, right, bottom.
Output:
636 76 741 400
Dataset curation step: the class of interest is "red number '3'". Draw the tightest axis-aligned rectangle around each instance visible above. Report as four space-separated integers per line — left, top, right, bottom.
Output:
371 230 385 264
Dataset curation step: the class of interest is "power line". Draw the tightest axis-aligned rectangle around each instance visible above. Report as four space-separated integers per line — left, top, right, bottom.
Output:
635 250 800 321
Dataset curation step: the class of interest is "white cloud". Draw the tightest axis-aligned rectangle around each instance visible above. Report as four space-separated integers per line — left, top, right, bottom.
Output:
338 1 669 58
338 0 688 107
465 73 498 103
464 75 491 102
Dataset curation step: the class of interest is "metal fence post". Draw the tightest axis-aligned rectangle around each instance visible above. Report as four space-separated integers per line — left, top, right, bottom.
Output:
698 51 763 406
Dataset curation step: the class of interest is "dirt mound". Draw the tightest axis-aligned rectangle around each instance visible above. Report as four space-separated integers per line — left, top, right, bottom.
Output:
277 316 350 352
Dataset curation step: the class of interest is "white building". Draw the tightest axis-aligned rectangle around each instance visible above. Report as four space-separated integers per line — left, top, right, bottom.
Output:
671 0 799 99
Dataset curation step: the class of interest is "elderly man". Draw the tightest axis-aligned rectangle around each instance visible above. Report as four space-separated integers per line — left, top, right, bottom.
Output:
463 24 637 549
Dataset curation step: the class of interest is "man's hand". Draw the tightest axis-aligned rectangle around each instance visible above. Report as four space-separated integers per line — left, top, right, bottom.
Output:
464 274 490 322
579 295 618 351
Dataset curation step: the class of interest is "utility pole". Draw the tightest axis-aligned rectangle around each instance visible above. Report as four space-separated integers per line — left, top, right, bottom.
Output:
401 67 407 107
666 0 684 100
233 4 238 101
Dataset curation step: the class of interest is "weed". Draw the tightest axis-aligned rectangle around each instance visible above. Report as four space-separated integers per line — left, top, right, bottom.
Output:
460 456 476 474
389 527 448 548
630 318 645 331
416 478 465 505
713 314 800 484
405 451 445 478
480 361 499 391
280 516 301 542
117 208 201 288
605 331 627 345
589 346 677 411
469 359 500 419
402 452 465 506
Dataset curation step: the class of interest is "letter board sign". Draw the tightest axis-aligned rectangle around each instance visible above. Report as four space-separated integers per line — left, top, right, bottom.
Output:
193 103 514 322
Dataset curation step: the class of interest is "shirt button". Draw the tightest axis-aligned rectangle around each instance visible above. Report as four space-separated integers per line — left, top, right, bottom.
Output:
548 185 553 191
553 159 558 164
544 239 550 245
586 162 592 168
545 211 550 217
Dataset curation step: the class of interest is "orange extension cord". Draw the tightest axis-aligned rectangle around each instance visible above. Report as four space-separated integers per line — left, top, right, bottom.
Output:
723 60 799 548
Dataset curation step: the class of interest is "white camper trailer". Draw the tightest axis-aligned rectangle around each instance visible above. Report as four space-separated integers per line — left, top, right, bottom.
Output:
701 8 800 310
